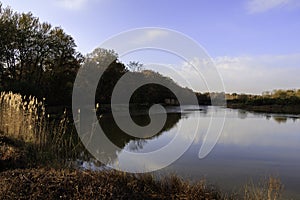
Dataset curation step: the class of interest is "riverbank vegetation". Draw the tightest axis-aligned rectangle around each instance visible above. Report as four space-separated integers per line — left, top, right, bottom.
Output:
226 90 300 114
0 168 223 200
0 167 283 200
0 92 84 170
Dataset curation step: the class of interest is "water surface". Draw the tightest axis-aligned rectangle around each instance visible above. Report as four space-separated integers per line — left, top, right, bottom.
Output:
83 106 300 198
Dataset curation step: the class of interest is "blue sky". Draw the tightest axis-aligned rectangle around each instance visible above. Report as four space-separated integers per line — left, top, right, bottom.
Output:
1 0 300 93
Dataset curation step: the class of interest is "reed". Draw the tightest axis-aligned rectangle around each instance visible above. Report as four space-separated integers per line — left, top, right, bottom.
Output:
0 92 45 146
0 91 82 164
243 176 283 200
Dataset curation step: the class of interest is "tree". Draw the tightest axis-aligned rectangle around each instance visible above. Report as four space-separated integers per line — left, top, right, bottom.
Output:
272 90 287 99
0 4 83 105
127 61 143 72
77 48 128 104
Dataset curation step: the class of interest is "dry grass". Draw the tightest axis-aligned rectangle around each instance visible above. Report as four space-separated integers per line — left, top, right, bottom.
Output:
0 91 82 165
244 177 283 200
0 168 226 200
0 92 46 147
0 168 285 200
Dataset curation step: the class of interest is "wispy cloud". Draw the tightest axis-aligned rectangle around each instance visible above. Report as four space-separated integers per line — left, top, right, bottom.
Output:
145 30 169 40
246 0 298 13
145 54 300 94
133 29 170 45
215 54 300 94
56 0 90 10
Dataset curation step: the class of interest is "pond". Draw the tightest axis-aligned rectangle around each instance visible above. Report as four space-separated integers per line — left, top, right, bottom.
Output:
77 106 300 198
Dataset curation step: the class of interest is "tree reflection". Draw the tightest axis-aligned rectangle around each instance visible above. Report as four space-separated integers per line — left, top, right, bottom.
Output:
237 110 248 119
77 111 182 166
99 112 182 150
272 116 288 124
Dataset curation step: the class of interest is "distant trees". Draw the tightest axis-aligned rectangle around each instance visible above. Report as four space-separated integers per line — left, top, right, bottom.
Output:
0 4 83 105
226 89 300 106
81 48 196 106
195 92 211 105
127 61 143 72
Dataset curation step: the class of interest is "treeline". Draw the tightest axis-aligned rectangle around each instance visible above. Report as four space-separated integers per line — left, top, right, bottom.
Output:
0 4 196 108
72 48 198 107
226 89 300 106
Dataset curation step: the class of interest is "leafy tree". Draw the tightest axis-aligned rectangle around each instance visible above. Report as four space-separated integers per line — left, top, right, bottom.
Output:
78 48 199 106
0 4 83 105
76 48 128 104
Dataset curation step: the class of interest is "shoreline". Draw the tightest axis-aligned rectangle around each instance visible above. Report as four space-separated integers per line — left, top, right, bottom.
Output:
0 133 283 200
0 167 226 200
227 103 300 115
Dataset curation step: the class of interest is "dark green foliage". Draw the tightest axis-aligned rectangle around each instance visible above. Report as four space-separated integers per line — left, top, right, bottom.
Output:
0 4 83 106
196 92 211 105
81 48 198 106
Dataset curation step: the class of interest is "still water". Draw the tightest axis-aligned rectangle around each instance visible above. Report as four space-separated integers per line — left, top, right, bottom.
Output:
81 106 300 198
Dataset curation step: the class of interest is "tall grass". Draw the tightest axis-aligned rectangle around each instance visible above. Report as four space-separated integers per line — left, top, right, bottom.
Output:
244 177 283 200
0 91 82 164
0 92 46 146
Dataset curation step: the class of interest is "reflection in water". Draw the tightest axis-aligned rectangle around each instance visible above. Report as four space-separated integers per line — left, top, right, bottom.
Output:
272 116 288 124
237 109 248 119
77 106 300 198
172 108 300 199
79 111 182 165
266 115 271 120
237 109 299 124
99 112 182 152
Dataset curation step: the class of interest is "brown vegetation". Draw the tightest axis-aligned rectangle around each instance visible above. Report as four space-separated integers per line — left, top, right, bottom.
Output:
0 92 82 165
0 168 226 200
227 89 300 114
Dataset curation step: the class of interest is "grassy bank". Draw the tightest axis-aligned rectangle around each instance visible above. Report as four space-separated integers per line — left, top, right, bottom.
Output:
0 168 225 200
227 103 300 115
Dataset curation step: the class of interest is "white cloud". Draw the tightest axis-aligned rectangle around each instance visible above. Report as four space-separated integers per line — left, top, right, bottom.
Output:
132 29 170 45
146 30 169 40
143 57 225 93
143 53 300 94
246 0 298 13
56 0 90 10
215 54 300 94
